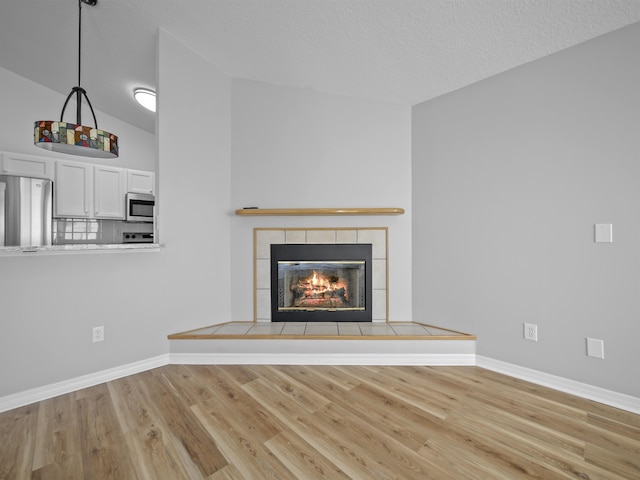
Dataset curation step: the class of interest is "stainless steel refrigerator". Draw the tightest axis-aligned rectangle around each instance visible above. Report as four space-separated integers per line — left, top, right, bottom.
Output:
0 175 53 247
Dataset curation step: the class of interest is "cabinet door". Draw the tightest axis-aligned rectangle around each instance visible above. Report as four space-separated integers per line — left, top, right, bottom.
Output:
0 152 54 179
54 161 92 217
127 169 155 195
94 166 125 219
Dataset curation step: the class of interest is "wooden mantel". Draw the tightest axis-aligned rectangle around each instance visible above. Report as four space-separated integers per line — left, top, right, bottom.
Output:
235 207 405 216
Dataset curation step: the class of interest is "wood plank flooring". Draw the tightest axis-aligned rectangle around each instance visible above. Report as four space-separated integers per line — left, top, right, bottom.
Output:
1 365 639 479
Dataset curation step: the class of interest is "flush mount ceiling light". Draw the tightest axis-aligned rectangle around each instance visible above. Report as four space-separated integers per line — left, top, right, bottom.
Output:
133 88 156 112
34 0 118 159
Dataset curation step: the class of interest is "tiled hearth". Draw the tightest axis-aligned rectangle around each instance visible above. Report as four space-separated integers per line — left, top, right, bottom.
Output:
168 321 476 365
168 225 476 365
255 227 388 322
169 321 474 339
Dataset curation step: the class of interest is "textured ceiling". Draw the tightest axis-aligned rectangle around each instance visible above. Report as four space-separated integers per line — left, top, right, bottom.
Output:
1 0 639 133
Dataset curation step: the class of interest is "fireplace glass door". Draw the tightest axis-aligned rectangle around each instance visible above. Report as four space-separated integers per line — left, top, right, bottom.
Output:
277 261 366 311
271 244 372 322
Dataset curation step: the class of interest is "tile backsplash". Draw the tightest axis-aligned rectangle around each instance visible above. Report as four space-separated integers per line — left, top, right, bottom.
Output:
53 219 153 245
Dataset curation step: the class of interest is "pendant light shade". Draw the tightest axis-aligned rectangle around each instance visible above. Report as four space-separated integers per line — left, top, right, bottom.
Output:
34 0 119 159
35 121 118 158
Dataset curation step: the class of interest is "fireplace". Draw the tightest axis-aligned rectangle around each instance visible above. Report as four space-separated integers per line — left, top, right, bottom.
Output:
254 228 388 322
271 243 373 322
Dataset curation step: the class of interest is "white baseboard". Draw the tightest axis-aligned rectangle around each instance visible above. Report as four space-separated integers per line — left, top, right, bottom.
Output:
170 352 477 366
0 354 170 414
3 353 637 416
477 356 640 415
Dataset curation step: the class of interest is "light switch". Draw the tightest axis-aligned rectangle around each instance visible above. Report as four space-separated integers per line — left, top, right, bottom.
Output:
586 337 605 359
594 224 612 243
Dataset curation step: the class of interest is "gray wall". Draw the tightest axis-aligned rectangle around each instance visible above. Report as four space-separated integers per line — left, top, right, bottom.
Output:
412 23 640 397
0 68 160 397
0 31 232 398
157 29 232 333
3 19 639 402
229 80 412 322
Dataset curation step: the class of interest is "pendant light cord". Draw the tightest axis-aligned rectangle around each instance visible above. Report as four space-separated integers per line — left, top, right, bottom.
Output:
76 0 83 124
78 0 82 88
59 0 99 129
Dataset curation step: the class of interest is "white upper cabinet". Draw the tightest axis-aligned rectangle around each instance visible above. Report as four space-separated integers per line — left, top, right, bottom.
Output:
55 162 127 219
55 160 92 218
0 152 54 180
94 166 126 219
127 169 155 195
2 151 154 220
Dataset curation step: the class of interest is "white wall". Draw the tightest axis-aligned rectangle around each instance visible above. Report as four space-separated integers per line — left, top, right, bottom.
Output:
0 68 162 397
0 30 232 398
1 28 407 399
157 29 232 331
10 18 636 403
230 80 412 321
412 23 640 397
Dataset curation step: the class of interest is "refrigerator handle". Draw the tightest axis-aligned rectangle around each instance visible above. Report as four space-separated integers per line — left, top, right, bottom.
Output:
0 182 5 246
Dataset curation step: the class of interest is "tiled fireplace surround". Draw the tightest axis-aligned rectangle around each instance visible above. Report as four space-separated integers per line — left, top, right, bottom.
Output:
254 228 388 322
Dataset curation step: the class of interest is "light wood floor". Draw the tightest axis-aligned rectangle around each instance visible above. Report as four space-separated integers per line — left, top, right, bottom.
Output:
1 365 638 479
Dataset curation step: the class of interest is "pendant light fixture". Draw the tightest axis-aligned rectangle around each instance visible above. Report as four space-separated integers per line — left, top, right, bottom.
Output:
34 0 118 159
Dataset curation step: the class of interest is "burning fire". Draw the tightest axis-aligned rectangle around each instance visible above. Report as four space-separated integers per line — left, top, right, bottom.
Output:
292 270 349 305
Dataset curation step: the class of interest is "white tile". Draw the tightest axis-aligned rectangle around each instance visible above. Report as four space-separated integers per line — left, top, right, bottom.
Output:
359 323 396 336
248 323 285 335
305 323 339 336
256 259 271 289
372 289 387 321
256 288 272 320
306 230 336 244
423 325 465 336
391 324 431 336
182 325 221 335
336 230 357 243
214 323 253 335
357 229 387 259
285 230 306 243
281 322 307 335
256 229 285 258
338 322 362 336
372 259 387 290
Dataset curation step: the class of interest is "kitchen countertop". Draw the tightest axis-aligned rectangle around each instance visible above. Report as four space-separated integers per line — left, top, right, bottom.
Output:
0 243 163 256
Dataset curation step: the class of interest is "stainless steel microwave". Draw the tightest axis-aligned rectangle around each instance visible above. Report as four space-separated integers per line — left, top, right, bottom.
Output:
126 193 155 222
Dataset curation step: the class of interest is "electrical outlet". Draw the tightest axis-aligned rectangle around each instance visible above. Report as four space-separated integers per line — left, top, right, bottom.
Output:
92 326 104 343
523 323 538 341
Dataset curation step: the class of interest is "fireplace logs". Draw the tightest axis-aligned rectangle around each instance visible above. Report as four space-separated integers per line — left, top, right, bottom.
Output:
271 244 372 322
290 269 350 308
